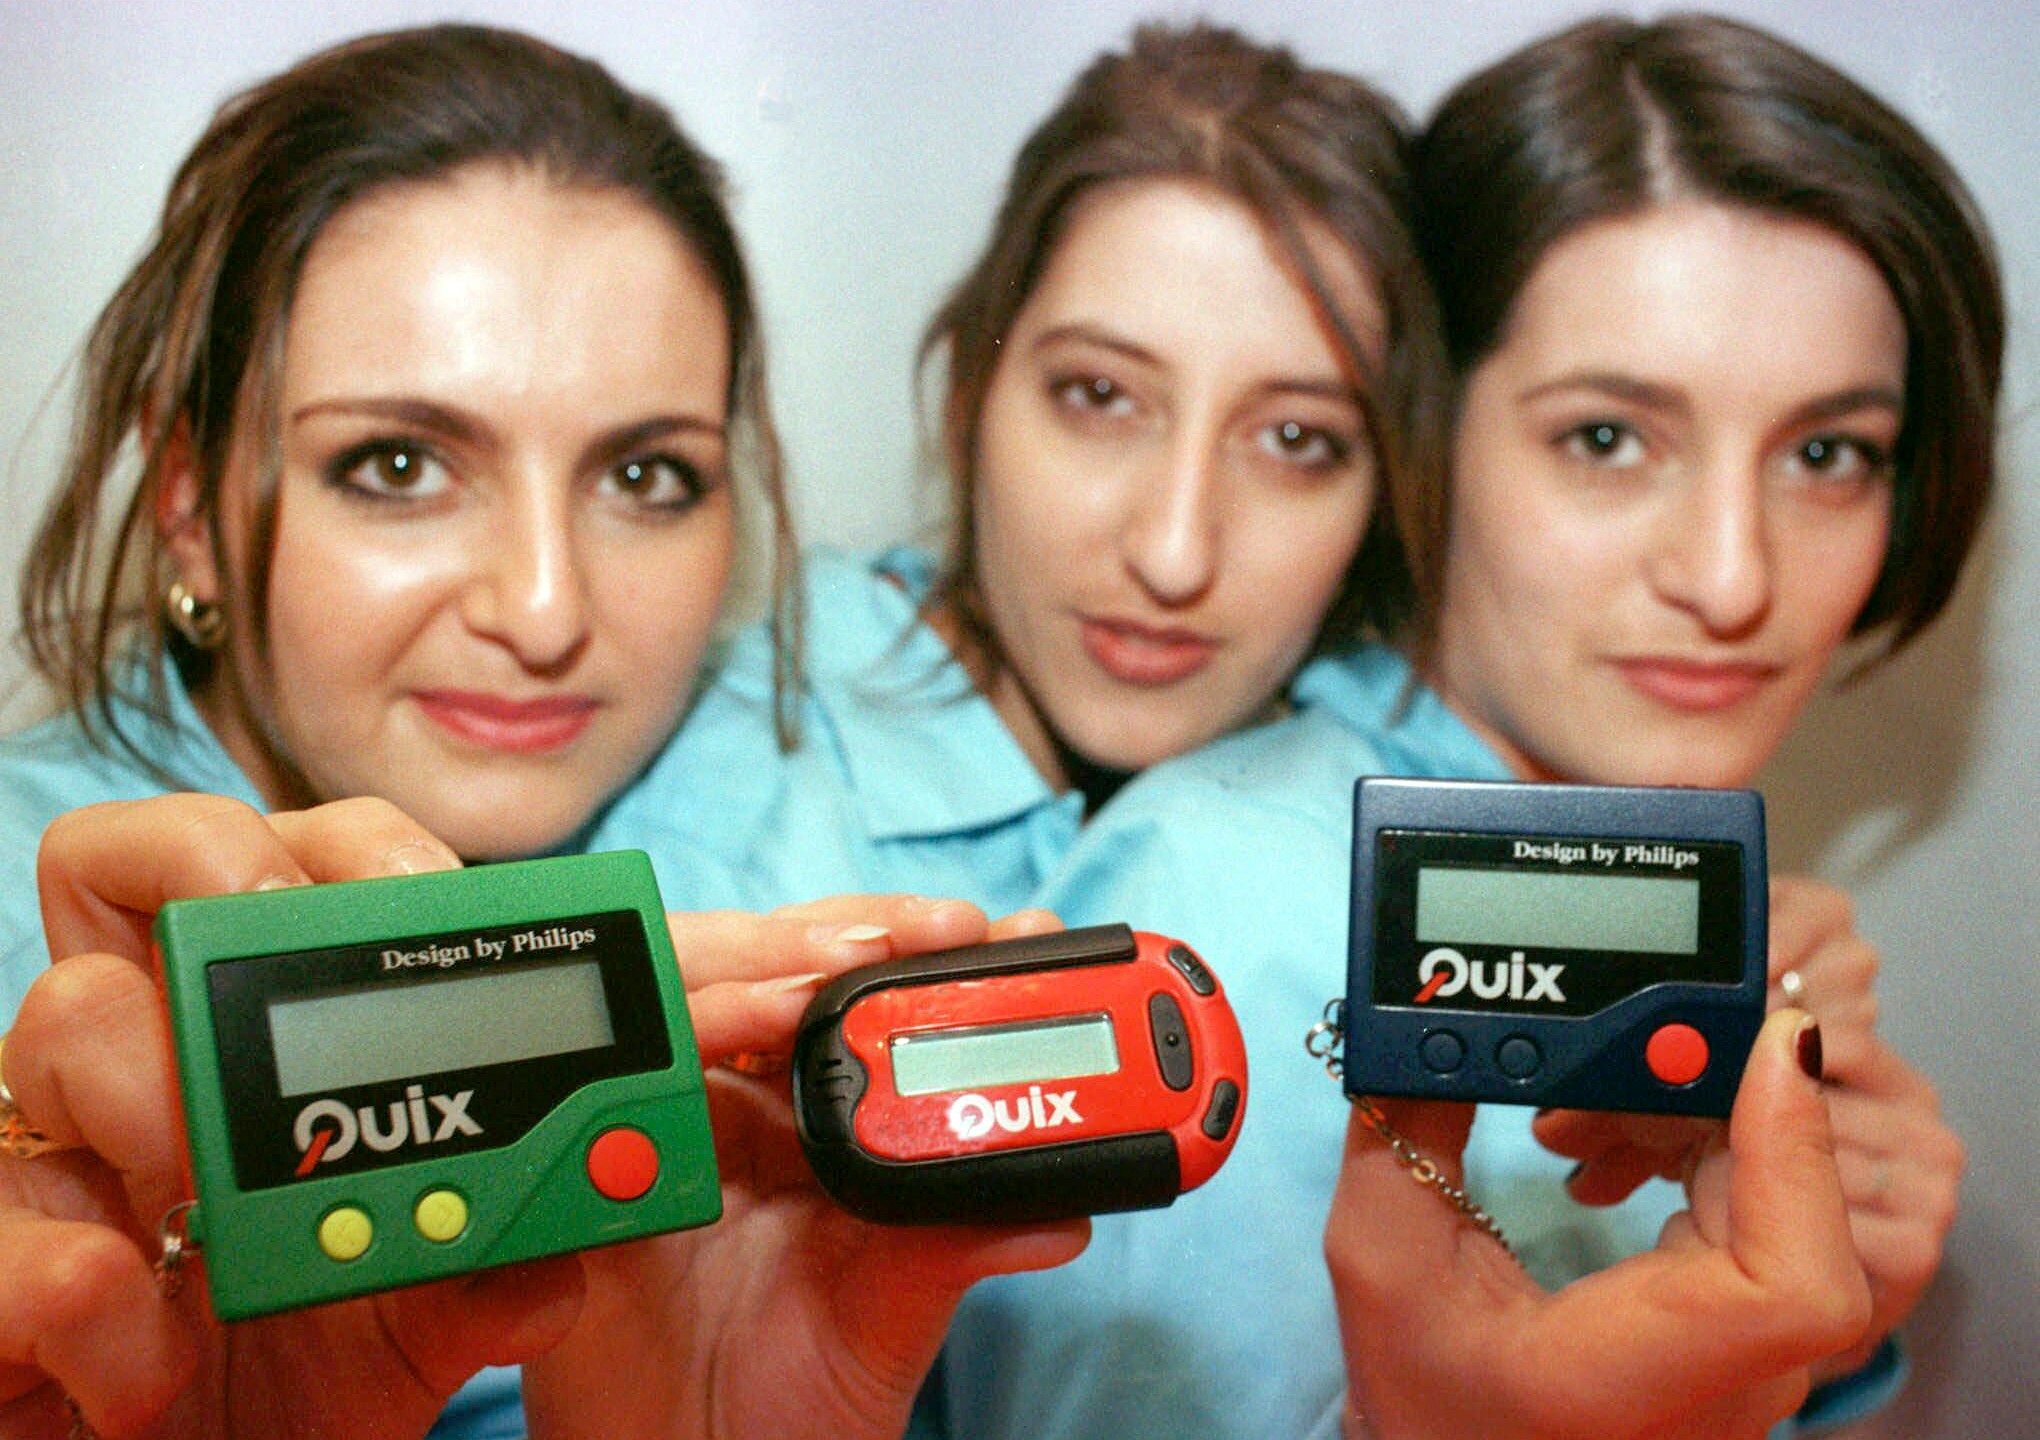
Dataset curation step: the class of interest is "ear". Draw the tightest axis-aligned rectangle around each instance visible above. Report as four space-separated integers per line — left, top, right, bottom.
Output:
153 418 221 600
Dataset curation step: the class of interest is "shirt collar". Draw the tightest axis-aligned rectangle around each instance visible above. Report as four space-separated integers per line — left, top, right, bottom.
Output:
802 549 1074 843
1293 646 1511 781
105 655 272 807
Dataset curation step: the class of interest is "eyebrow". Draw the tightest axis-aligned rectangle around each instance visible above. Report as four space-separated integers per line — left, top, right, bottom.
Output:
1518 372 1905 425
290 396 726 468
1030 322 1364 405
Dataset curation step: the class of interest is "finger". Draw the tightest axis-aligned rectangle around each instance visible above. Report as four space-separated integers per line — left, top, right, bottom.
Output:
8 955 189 1227
0 1207 194 1435
771 894 990 957
823 1212 1089 1405
1532 1109 1713 1167
667 895 988 993
987 908 1063 941
689 974 832 1070
1566 1144 1680 1206
1765 877 1853 980
667 909 895 991
266 798 462 884
702 1069 830 1198
1544 1010 1870 1410
1719 1013 1868 1323
1324 1098 1524 1311
377 1256 586 1396
36 795 311 966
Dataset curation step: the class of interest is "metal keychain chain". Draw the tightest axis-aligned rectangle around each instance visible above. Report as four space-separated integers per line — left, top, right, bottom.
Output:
1307 1000 1513 1256
66 1203 198 1440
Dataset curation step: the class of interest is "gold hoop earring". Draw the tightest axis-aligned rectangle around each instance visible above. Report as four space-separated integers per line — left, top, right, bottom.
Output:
165 579 226 650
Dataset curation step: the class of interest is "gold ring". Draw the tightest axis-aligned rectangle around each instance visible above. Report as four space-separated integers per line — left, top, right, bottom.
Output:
0 1034 73 1160
1779 968 1807 1006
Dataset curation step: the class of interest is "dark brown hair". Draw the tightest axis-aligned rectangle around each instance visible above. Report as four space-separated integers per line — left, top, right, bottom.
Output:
19 23 799 771
920 21 1449 676
1416 12 2002 656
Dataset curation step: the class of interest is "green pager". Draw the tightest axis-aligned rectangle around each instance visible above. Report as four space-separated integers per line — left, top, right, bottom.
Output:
158 850 720 1320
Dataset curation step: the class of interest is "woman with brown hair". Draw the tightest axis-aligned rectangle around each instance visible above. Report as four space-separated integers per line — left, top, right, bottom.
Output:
0 24 1079 1437
980 12 1991 1436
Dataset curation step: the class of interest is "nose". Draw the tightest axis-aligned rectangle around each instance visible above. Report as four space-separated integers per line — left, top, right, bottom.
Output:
458 487 591 673
1645 461 1773 637
1119 434 1220 607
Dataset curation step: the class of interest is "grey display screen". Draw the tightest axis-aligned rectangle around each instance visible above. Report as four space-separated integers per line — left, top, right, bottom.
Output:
268 959 615 1097
1416 866 1701 956
890 1013 1119 1097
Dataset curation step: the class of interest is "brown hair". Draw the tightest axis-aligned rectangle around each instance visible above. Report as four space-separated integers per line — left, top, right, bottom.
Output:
18 23 800 772
1415 12 2002 657
920 21 1449 676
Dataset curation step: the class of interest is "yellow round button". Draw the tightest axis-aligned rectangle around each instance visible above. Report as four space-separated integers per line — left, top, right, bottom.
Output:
318 1206 373 1262
414 1188 469 1244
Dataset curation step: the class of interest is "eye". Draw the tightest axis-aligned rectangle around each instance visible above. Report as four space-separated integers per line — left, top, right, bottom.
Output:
1254 419 1353 471
1557 420 1646 469
1786 434 1890 488
325 441 450 501
1049 373 1136 419
599 454 712 512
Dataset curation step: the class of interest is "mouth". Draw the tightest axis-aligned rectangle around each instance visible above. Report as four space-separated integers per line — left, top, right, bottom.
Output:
412 690 600 754
1079 615 1219 687
1610 657 1781 713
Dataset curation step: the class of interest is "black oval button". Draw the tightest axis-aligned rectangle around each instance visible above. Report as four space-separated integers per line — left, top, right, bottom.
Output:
1148 992 1195 1091
1201 1079 1240 1140
1166 943 1216 996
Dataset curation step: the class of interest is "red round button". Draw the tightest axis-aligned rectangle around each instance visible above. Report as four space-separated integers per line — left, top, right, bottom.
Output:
1645 1023 1710 1087
586 1126 660 1201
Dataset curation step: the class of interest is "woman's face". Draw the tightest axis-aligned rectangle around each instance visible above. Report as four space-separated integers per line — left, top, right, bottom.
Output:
173 164 736 858
971 177 1380 783
1438 201 1902 788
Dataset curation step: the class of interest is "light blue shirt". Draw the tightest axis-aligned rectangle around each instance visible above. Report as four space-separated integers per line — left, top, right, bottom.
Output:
913 645 1633 1439
0 665 262 1018
0 663 524 1439
914 645 1896 1437
589 548 1086 918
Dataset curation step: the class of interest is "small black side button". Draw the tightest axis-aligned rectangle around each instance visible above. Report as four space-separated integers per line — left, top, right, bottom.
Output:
1148 992 1195 1091
1166 942 1217 996
1201 1079 1240 1140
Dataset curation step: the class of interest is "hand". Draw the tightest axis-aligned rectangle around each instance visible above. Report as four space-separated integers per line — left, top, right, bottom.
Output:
3 794 585 1439
1325 1009 1871 1439
522 906 1090 1439
1535 878 1961 1379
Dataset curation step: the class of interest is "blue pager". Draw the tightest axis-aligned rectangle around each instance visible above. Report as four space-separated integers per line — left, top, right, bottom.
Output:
1342 778 1766 1117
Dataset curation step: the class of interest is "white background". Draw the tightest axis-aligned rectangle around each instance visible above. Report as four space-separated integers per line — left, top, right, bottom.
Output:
1 3 2033 1433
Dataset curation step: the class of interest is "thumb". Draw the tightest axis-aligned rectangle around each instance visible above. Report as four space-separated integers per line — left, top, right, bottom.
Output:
378 1256 587 1395
1719 1008 1871 1361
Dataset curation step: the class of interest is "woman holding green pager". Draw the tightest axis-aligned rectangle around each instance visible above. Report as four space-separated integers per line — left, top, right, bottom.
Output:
0 25 1080 1438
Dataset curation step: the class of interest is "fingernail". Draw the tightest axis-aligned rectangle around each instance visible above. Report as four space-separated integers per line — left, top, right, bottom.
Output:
812 923 889 957
1796 1017 1824 1081
254 873 306 891
385 839 460 875
765 971 828 996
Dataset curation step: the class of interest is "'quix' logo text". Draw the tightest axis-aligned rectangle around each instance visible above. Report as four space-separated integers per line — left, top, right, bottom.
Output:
945 1085 1082 1141
292 1085 482 1176
1413 946 1566 1005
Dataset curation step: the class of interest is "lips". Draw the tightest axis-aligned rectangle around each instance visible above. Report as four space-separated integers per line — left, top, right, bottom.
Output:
412 690 599 753
1611 657 1779 713
1079 616 1218 687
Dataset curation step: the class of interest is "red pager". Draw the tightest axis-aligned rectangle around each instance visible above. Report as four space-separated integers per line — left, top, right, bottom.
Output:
792 924 1247 1223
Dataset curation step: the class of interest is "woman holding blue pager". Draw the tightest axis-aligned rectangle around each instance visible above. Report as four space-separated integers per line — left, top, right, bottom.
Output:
0 25 1083 1438
957 13 1991 1438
